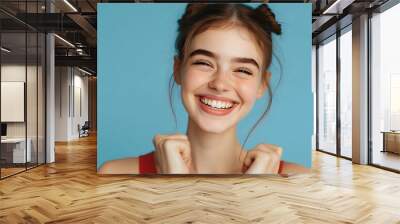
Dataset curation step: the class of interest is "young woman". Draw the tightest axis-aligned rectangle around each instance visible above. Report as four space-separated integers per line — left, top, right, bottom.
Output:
99 3 309 175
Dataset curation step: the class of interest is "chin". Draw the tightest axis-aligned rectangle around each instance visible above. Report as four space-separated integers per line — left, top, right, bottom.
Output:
196 119 234 134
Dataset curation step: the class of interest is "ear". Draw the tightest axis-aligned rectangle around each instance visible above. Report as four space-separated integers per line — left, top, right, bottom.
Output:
256 71 270 99
173 56 182 85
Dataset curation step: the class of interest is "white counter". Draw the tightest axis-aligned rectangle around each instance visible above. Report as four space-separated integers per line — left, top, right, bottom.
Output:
1 138 32 163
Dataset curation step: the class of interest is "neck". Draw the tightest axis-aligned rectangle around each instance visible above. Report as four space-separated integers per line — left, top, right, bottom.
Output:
186 118 245 174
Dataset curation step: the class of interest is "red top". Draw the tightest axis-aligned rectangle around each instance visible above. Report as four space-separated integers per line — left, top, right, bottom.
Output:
139 151 285 174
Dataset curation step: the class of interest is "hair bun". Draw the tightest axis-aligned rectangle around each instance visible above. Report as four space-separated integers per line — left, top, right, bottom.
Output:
183 4 207 19
256 4 282 35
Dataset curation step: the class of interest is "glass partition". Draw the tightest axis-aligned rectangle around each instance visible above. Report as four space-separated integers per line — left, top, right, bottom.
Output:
317 35 337 155
1 31 28 178
371 3 400 171
0 1 46 179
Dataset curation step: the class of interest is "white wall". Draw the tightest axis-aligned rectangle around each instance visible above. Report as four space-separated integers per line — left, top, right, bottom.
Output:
1 64 41 138
72 73 89 138
1 82 25 122
1 63 46 164
55 66 70 141
55 67 89 141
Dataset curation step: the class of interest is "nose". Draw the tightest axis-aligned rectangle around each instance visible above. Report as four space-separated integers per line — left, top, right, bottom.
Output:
208 69 230 92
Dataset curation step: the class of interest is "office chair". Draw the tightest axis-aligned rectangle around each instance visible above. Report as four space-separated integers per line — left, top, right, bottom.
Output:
79 121 90 138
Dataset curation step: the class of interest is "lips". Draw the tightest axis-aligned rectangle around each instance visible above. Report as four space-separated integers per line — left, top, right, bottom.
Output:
197 94 239 116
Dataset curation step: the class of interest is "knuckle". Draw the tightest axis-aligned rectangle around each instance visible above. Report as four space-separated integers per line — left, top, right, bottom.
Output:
256 150 268 157
256 144 282 154
270 146 283 156
276 147 283 155
256 144 271 152
153 134 164 144
256 143 267 149
258 150 279 161
177 138 190 147
270 144 283 152
163 140 175 149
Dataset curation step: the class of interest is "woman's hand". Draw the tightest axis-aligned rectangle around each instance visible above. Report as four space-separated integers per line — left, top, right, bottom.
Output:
153 134 193 174
242 144 283 174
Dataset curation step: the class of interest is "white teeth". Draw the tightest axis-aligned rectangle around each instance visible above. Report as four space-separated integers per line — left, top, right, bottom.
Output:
200 97 233 109
211 100 217 108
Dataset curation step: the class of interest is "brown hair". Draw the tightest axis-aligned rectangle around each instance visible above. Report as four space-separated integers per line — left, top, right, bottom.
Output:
169 3 282 158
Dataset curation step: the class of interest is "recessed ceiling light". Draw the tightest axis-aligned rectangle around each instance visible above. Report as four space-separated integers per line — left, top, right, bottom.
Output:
78 67 93 76
63 0 78 12
54 34 75 48
322 0 354 15
1 47 11 53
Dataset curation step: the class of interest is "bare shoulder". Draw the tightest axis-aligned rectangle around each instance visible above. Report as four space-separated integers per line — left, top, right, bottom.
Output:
281 161 311 175
98 157 139 174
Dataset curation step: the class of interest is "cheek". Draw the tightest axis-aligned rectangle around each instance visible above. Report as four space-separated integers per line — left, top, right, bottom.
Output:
236 81 260 104
182 70 208 91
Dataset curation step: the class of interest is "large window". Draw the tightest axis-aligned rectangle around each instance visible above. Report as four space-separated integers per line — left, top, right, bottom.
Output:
371 3 400 171
317 35 337 154
339 28 352 158
317 26 353 159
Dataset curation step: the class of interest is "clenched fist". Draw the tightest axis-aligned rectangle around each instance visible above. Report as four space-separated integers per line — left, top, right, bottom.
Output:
242 144 283 174
153 134 193 174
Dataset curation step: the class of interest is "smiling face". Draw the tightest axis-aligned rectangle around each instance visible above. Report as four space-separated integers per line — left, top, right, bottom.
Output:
174 25 269 134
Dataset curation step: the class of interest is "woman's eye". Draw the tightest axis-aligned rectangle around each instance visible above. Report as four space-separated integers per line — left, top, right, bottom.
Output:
193 60 212 67
236 68 253 76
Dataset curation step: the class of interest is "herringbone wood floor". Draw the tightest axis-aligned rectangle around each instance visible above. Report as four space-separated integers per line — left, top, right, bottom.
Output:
0 134 399 224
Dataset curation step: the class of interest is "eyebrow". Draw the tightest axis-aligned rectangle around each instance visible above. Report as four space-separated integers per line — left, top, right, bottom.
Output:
232 57 260 70
189 49 215 58
188 48 260 70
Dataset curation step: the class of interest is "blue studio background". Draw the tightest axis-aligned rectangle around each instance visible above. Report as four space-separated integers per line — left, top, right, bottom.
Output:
97 3 312 169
